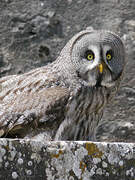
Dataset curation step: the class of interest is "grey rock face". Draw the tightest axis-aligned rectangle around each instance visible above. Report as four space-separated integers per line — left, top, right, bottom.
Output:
0 0 135 142
0 139 135 180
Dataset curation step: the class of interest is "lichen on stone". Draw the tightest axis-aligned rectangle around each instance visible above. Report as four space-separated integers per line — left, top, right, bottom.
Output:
0 139 134 179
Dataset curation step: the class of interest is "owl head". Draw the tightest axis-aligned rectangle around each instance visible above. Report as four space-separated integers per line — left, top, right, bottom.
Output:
60 29 125 88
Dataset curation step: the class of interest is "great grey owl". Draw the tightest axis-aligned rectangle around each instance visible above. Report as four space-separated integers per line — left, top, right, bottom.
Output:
0 29 125 141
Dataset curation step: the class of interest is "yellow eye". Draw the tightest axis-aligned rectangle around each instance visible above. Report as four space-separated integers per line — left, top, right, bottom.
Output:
87 54 93 61
106 54 112 60
106 50 113 61
85 50 95 61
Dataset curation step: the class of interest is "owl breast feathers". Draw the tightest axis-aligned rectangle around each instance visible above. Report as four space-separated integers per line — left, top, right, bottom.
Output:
0 29 125 141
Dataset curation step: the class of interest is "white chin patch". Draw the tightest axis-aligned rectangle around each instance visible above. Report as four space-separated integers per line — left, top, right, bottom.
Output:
101 81 115 87
82 80 96 87
101 72 115 87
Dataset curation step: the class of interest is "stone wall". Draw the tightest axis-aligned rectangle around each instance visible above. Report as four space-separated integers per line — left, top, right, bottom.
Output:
0 139 135 180
0 0 135 142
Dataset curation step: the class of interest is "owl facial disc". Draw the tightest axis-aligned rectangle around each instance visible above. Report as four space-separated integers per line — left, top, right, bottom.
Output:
70 30 125 88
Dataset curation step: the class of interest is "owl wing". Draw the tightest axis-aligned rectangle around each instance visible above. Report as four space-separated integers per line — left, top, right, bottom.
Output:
0 66 70 138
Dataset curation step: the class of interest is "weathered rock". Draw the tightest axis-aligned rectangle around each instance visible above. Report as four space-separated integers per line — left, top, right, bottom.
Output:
0 139 134 180
0 0 135 141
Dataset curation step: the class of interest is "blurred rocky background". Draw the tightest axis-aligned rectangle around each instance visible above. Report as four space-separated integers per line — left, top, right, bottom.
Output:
0 0 135 142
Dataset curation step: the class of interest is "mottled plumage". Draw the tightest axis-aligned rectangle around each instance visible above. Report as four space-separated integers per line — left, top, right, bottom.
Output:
0 29 125 140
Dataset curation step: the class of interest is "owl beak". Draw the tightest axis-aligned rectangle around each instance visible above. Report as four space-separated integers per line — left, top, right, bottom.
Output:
98 64 103 74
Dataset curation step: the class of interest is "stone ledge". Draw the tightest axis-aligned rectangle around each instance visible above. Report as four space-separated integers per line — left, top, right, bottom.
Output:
0 139 134 180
